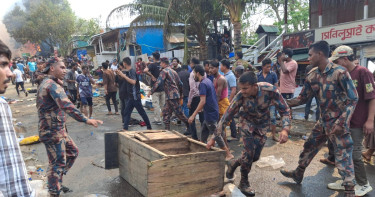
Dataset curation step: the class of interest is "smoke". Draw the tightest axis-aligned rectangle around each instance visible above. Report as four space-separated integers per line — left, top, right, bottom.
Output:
0 21 22 57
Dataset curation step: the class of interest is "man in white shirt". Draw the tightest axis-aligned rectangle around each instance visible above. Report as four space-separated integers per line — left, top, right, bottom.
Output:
110 59 118 71
0 39 34 197
12 64 28 97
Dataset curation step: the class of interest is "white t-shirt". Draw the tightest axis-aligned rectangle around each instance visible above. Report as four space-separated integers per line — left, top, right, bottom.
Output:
111 64 118 71
13 69 24 83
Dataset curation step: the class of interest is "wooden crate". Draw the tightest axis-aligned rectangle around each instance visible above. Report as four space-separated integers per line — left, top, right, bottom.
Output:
118 130 226 197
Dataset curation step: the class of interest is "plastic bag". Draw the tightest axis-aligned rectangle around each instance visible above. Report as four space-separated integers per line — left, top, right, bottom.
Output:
19 135 40 145
256 155 285 169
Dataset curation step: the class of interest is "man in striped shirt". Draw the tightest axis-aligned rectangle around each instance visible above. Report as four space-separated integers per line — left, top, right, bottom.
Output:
0 40 34 196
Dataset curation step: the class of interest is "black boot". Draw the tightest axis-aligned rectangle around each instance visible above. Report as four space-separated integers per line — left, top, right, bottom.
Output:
61 185 73 193
280 166 305 184
238 169 255 196
226 159 240 179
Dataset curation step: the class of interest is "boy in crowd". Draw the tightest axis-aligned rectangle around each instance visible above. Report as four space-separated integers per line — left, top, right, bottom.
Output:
102 62 119 115
257 58 279 141
12 64 28 97
76 65 95 118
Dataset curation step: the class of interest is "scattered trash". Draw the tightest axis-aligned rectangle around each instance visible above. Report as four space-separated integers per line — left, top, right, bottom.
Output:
302 135 308 140
27 98 35 101
17 135 25 143
19 135 40 145
27 89 37 93
29 180 49 197
91 161 104 169
24 156 37 162
29 180 43 190
16 122 22 126
27 166 37 172
222 183 246 197
91 131 94 136
27 103 36 107
256 155 285 169
15 124 27 133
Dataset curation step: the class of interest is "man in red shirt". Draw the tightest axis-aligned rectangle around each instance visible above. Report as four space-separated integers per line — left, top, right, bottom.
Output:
135 58 145 82
277 48 298 99
326 45 375 196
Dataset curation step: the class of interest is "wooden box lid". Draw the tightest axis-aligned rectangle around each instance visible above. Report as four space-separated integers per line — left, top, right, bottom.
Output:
125 130 187 143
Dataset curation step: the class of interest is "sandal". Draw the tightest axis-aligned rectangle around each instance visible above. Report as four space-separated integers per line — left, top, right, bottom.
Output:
106 112 113 115
362 152 372 163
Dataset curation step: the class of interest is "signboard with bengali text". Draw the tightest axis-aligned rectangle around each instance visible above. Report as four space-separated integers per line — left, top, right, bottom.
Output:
315 18 375 45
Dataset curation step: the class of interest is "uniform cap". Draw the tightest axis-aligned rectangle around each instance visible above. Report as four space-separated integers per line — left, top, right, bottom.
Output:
329 45 354 62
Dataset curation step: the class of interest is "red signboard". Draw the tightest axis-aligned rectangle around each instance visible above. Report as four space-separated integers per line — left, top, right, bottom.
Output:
283 30 315 49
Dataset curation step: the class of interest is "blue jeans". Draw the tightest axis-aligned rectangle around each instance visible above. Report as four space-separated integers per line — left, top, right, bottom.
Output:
182 96 189 117
123 99 152 130
305 96 320 121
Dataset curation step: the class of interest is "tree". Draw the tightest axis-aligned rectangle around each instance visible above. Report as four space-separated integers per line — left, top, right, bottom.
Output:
219 0 247 53
3 0 100 56
106 0 221 61
265 0 309 33
219 0 271 52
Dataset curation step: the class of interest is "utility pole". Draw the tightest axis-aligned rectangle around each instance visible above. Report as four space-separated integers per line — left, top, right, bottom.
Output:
284 0 288 33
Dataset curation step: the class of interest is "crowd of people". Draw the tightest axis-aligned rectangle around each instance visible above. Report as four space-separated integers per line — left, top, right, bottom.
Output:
1 36 375 197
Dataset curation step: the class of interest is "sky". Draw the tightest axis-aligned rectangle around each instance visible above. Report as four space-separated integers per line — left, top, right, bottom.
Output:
1 0 275 28
0 0 135 26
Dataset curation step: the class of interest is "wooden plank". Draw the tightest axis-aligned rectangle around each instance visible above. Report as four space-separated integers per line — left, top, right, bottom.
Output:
170 130 188 139
149 177 223 197
135 131 186 143
189 141 209 153
118 133 166 162
118 133 166 196
146 139 189 152
147 151 225 197
148 151 225 171
119 149 149 196
187 138 224 152
104 132 119 169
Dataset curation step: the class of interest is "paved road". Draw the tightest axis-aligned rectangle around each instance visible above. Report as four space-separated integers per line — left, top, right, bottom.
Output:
9 83 375 197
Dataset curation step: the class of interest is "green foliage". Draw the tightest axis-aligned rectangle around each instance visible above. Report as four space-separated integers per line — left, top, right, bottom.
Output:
241 3 261 45
4 0 100 56
75 18 101 40
265 0 309 33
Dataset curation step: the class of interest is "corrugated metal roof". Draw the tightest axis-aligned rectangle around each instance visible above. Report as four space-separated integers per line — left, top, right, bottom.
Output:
256 25 279 33
293 53 309 61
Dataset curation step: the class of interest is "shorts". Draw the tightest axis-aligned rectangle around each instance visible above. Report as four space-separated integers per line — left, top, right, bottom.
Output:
81 97 93 106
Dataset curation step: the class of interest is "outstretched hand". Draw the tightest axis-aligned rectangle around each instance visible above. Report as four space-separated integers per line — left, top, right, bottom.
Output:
206 138 215 149
86 119 103 127
278 129 289 144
